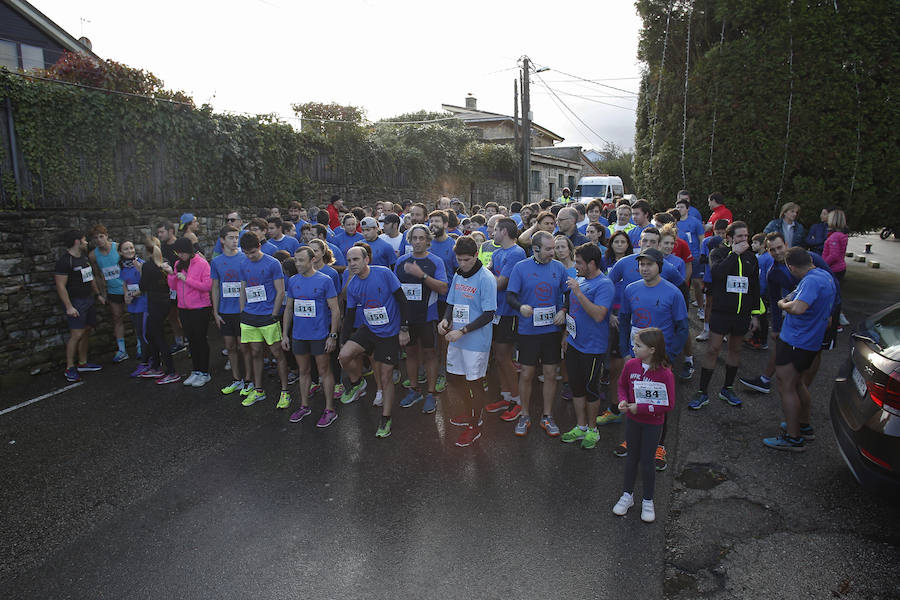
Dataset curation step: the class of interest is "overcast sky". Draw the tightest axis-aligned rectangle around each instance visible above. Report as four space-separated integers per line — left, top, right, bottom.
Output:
36 0 643 151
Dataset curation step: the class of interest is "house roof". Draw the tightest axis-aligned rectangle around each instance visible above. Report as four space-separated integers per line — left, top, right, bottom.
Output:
4 0 98 58
441 103 564 142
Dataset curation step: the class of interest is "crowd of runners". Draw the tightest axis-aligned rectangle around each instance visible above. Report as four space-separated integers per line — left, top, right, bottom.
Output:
53 192 848 522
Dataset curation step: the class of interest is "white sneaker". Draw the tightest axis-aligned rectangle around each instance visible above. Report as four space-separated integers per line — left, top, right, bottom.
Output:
839 312 849 326
537 374 545 382
695 330 710 342
612 492 634 516
192 373 211 388
183 371 199 386
373 390 384 407
224 359 231 371
641 499 655 523
697 308 705 321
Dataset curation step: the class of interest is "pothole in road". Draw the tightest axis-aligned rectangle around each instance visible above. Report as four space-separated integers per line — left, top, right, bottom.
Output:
678 463 729 489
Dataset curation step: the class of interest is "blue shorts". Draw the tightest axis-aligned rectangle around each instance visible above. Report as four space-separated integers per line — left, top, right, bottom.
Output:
67 296 97 330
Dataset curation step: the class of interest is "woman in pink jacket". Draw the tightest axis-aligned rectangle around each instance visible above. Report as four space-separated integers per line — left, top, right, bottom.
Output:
168 237 213 387
822 209 848 287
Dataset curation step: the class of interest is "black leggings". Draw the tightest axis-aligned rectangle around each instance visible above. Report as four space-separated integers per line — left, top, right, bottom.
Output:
179 307 211 372
623 418 663 501
146 300 174 374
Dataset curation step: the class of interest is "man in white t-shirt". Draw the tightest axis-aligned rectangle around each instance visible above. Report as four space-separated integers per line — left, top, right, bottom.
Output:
379 213 404 259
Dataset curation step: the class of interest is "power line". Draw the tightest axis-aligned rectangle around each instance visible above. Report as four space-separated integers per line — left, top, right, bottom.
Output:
533 86 637 111
535 72 611 146
531 63 639 96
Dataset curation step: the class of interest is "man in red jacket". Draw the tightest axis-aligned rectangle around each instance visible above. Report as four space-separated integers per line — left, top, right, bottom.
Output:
704 192 733 237
326 195 344 231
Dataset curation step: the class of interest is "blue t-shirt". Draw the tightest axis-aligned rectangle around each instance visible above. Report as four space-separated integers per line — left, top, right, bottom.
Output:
628 224 649 248
346 265 403 337
678 216 705 259
490 244 527 317
688 206 703 223
268 235 300 255
365 236 397 268
578 217 610 235
429 237 459 301
620 278 688 357
507 257 568 336
120 259 147 314
566 273 614 355
446 266 497 353
286 271 337 341
757 251 774 295
210 251 246 315
239 253 284 316
326 241 347 267
95 242 124 295
664 254 686 280
394 252 447 323
608 254 683 306
320 264 341 296
334 231 364 258
260 240 280 256
780 267 836 351
700 235 724 282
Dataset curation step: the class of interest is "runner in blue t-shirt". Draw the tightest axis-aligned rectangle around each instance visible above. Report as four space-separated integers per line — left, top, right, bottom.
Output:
266 218 301 255
360 217 397 268
676 197 706 307
281 246 341 429
339 245 410 439
506 231 569 438
764 247 836 452
438 236 497 447
608 228 684 294
118 241 148 373
333 214 364 259
238 231 290 409
695 219 728 338
395 224 449 413
560 243 614 450
211 226 252 396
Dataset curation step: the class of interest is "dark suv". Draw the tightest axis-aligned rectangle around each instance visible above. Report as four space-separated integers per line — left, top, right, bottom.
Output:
831 302 900 493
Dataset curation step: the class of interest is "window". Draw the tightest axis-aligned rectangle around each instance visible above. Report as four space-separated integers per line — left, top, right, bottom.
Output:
558 174 563 189
568 175 576 191
20 44 44 71
530 170 541 191
0 40 17 70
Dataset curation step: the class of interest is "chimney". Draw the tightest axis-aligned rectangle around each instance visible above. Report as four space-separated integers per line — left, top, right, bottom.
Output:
465 93 477 110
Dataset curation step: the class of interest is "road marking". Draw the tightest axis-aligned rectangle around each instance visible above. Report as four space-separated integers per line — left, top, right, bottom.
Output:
0 381 85 417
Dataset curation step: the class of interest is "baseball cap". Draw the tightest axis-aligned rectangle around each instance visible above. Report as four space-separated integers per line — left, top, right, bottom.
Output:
179 213 195 231
636 248 664 270
360 217 379 229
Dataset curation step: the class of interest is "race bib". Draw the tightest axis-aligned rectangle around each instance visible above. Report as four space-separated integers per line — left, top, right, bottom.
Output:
533 305 556 327
401 283 423 301
633 380 669 406
726 275 749 294
492 313 501 325
126 283 140 297
364 306 389 326
169 288 177 300
222 282 241 298
566 314 577 338
453 304 469 324
79 266 94 283
246 285 266 303
102 265 120 281
294 299 316 318
404 244 414 255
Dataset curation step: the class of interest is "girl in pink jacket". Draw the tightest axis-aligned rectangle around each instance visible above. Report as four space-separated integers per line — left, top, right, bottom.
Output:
168 237 213 386
611 327 675 523
822 209 848 284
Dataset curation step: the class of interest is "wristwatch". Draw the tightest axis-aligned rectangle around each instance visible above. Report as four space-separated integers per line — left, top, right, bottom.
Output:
329 333 338 339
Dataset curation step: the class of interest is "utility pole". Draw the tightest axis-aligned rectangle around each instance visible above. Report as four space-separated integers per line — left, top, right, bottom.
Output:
521 56 532 205
513 79 521 204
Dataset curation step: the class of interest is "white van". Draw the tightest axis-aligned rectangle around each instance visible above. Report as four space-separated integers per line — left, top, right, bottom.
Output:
574 176 625 209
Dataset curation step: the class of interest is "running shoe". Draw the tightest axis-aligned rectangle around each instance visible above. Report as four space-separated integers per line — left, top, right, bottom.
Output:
514 414 531 437
418 371 427 384
316 409 338 428
560 383 573 400
287 371 299 386
340 379 367 405
139 368 164 378
242 389 266 406
695 330 709 342
169 343 187 355
596 409 624 426
401 378 414 389
221 380 245 395
500 403 521 422
289 406 311 423
455 426 481 447
333 383 344 400
129 363 150 377
450 412 484 427
191 373 211 388
839 312 849 326
485 399 509 413
76 362 102 372
156 372 182 385
697 308 705 321
581 428 600 450
613 440 628 457
239 384 253 397
743 338 763 351
183 371 199 386
375 418 392 438
740 375 771 393
435 374 447 393
64 367 81 382
688 391 709 410
393 370 401 385
655 445 668 471
276 391 291 409
561 426 587 443
679 361 695 380
691 298 699 307
422 393 437 414
113 350 129 363
224 359 231 371
399 389 423 408
363 366 374 377
373 390 383 407
719 387 742 407
780 422 816 441
482 379 489 392
641 499 656 523
762 433 805 452
612 493 633 516
221 348 229 356
309 381 321 395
